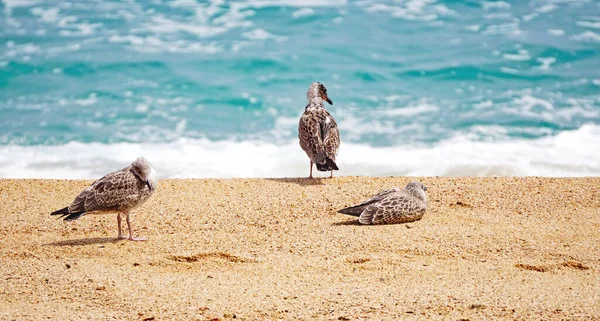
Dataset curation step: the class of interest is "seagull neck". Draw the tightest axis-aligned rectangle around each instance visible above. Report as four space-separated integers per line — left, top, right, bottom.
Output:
306 98 324 109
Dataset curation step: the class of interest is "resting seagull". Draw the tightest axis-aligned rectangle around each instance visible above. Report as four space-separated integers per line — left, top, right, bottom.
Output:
338 181 428 225
298 82 341 178
51 157 158 241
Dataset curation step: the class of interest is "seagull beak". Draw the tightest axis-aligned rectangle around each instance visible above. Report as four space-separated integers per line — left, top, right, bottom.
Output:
323 93 333 105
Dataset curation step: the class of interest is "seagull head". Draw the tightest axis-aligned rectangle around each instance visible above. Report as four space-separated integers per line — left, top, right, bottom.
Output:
405 181 427 201
307 82 332 105
131 157 158 191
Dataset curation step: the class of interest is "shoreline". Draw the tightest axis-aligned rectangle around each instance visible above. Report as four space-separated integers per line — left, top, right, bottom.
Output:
1 177 599 320
3 123 600 180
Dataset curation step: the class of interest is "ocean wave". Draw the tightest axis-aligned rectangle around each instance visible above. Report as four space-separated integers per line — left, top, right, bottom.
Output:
482 1 511 11
108 35 223 54
576 21 600 29
144 15 228 38
1 124 599 179
292 8 314 18
396 65 560 82
237 0 347 8
361 1 455 22
571 31 600 43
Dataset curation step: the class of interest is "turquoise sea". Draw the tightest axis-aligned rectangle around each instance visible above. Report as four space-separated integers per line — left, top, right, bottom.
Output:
1 0 599 178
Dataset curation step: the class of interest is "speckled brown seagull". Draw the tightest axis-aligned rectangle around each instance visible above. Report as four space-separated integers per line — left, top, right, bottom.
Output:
338 181 428 225
51 157 158 241
298 82 340 178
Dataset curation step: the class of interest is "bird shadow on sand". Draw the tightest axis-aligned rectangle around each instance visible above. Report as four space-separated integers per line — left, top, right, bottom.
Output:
46 237 120 247
265 177 326 186
332 219 362 226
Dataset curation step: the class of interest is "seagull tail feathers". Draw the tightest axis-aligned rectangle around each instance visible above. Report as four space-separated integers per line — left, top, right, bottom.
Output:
51 207 69 216
316 158 338 171
337 204 365 217
51 207 85 221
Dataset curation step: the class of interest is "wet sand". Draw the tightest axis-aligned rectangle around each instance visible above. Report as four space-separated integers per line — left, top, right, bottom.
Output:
1 177 599 320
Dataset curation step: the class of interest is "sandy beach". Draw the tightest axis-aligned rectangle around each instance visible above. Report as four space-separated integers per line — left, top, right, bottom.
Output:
0 177 599 320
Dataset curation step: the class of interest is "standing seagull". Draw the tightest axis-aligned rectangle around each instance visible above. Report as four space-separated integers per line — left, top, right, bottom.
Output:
51 157 158 241
298 82 340 178
338 181 428 225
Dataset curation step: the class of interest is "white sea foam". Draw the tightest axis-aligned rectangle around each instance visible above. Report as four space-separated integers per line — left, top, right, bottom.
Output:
576 21 600 29
2 124 599 178
241 28 285 41
536 4 557 13
484 13 516 21
380 104 438 117
536 57 556 70
30 7 61 23
109 35 222 54
145 16 228 38
75 93 98 106
483 22 521 36
362 1 454 22
513 94 554 111
499 94 599 123
59 22 102 37
211 3 254 28
239 0 347 8
231 40 252 53
57 16 77 27
571 31 600 42
170 0 201 7
336 116 404 139
3 43 41 58
466 24 481 32
500 67 519 74
555 106 599 121
135 103 149 113
292 7 314 18
473 100 493 109
482 1 511 10
548 29 565 36
2 41 82 59
503 49 530 61
522 13 538 22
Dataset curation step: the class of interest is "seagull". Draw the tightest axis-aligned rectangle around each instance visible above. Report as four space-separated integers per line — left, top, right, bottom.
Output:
298 82 340 178
338 181 428 225
51 157 158 241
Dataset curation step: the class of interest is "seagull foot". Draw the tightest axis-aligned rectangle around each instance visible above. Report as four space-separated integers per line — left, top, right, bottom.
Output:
128 236 147 241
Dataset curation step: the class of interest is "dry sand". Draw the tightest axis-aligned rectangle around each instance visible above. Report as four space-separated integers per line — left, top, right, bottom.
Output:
0 177 599 320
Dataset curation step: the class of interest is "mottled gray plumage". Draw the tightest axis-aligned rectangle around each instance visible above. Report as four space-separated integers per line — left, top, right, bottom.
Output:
338 181 428 225
298 82 340 178
51 157 158 241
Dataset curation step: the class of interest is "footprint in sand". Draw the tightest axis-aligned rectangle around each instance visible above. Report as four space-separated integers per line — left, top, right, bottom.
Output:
167 252 257 264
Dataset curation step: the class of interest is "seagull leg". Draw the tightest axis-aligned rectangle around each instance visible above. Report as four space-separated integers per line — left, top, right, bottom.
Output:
125 211 147 241
117 213 126 239
330 170 334 179
309 161 314 179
